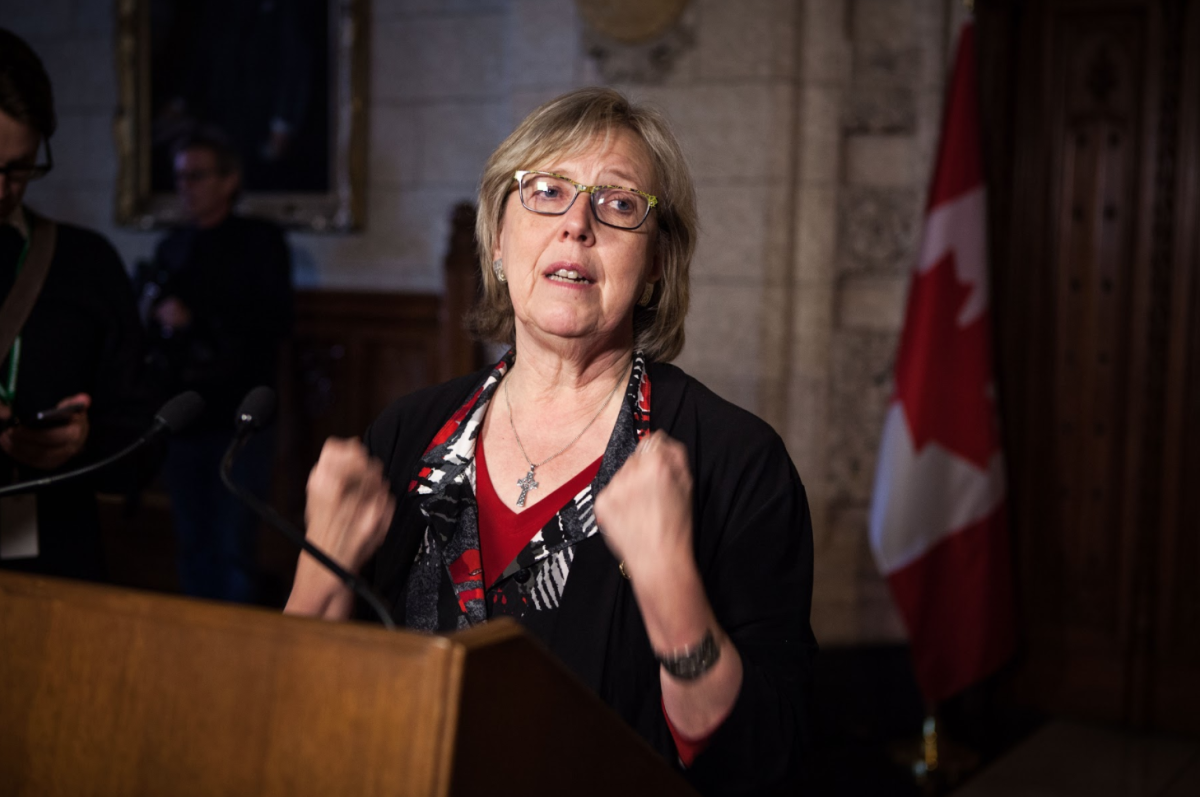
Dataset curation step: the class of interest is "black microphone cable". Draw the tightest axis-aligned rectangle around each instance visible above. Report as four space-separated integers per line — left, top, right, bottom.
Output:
219 386 396 630
0 391 205 499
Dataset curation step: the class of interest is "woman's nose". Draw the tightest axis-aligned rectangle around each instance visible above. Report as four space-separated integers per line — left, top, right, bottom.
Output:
558 193 596 244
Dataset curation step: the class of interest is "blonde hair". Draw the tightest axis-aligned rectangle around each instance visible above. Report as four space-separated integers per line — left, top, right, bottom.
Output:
471 87 696 363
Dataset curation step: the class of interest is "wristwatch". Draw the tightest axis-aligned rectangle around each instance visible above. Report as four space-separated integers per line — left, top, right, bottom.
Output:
655 630 720 681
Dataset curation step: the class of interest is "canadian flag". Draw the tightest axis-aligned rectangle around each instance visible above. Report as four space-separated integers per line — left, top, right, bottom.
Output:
868 20 1015 703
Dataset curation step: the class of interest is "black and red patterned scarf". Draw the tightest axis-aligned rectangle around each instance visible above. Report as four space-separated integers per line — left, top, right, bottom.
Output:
403 349 651 633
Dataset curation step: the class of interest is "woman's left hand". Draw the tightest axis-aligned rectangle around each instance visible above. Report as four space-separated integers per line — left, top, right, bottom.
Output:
596 430 743 739
594 430 693 580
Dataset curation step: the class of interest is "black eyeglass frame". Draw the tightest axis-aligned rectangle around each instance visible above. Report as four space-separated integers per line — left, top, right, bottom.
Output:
0 137 54 182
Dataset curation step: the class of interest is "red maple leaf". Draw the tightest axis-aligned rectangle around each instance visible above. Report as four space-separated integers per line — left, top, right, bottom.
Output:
893 252 998 469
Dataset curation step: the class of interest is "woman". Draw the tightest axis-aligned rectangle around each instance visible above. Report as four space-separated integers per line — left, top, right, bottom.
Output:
286 88 815 794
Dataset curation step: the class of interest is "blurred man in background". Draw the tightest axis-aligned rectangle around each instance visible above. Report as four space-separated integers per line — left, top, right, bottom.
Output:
146 127 293 604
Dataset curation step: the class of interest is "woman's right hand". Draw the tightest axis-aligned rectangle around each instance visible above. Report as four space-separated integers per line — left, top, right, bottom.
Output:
285 438 395 619
304 437 396 573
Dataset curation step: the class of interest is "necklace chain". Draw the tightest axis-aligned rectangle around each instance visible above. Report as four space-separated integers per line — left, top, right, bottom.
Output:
504 366 626 506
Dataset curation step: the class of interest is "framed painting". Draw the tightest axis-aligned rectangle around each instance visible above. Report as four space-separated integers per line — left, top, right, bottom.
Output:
115 0 367 231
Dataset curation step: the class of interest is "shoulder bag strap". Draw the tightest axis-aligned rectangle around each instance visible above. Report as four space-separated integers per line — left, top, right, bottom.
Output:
0 212 57 359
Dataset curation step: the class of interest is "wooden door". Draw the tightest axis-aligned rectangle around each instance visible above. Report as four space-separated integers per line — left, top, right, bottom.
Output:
981 0 1200 731
1151 0 1200 734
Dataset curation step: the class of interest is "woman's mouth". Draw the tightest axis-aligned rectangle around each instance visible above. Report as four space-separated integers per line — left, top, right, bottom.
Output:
547 268 593 285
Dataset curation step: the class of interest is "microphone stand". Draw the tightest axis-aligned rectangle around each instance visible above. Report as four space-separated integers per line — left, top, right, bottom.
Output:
219 433 396 630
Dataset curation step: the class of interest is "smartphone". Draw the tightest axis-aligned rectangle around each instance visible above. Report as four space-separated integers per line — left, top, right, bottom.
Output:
21 402 87 430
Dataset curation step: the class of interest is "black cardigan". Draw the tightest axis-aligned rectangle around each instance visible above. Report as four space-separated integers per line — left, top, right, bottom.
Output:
365 361 816 795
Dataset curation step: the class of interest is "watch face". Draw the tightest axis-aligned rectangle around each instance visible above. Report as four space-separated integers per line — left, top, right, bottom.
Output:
575 0 691 44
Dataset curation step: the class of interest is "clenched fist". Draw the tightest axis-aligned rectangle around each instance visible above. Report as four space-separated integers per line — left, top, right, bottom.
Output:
304 437 396 575
594 431 694 582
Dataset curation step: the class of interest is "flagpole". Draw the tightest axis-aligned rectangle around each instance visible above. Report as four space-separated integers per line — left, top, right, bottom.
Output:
888 708 980 795
871 8 1011 792
902 10 980 793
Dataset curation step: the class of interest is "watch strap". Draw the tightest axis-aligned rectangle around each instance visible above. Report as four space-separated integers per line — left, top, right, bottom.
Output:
655 630 720 681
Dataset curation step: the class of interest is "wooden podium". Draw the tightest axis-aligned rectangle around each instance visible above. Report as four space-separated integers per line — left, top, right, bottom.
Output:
0 572 697 796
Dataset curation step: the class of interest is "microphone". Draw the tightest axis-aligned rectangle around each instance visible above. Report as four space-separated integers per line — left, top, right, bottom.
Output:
152 390 207 436
234 385 275 434
0 391 205 499
219 387 396 629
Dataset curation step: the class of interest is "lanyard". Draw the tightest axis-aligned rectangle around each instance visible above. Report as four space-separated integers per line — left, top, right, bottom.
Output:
0 231 29 405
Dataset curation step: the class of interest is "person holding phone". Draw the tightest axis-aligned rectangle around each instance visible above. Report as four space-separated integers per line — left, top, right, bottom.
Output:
0 29 154 582
0 398 90 465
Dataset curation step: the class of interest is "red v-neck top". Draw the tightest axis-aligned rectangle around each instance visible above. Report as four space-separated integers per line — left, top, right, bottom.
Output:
475 435 604 590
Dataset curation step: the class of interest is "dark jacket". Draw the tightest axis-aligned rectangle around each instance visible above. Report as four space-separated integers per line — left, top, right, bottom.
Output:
365 361 816 795
149 214 293 433
0 214 155 582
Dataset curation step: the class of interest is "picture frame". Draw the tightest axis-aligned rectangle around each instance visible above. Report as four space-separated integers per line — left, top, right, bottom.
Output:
115 0 367 232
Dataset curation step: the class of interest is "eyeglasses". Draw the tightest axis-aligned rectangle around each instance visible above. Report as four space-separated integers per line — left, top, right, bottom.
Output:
0 138 53 182
514 170 658 230
174 168 219 184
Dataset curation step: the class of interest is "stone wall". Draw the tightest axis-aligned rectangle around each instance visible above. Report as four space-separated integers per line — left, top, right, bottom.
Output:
797 0 972 644
0 0 971 646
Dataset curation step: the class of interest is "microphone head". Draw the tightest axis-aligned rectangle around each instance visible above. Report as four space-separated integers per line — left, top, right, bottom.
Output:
235 386 277 432
155 391 206 434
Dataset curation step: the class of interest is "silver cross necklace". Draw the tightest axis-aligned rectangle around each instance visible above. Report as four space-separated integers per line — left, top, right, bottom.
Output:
504 366 626 507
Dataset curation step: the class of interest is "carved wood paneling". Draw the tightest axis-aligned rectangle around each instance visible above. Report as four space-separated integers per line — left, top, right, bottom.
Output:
1000 2 1155 722
275 291 443 515
1051 19 1142 643
1152 0 1200 733
987 0 1200 732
